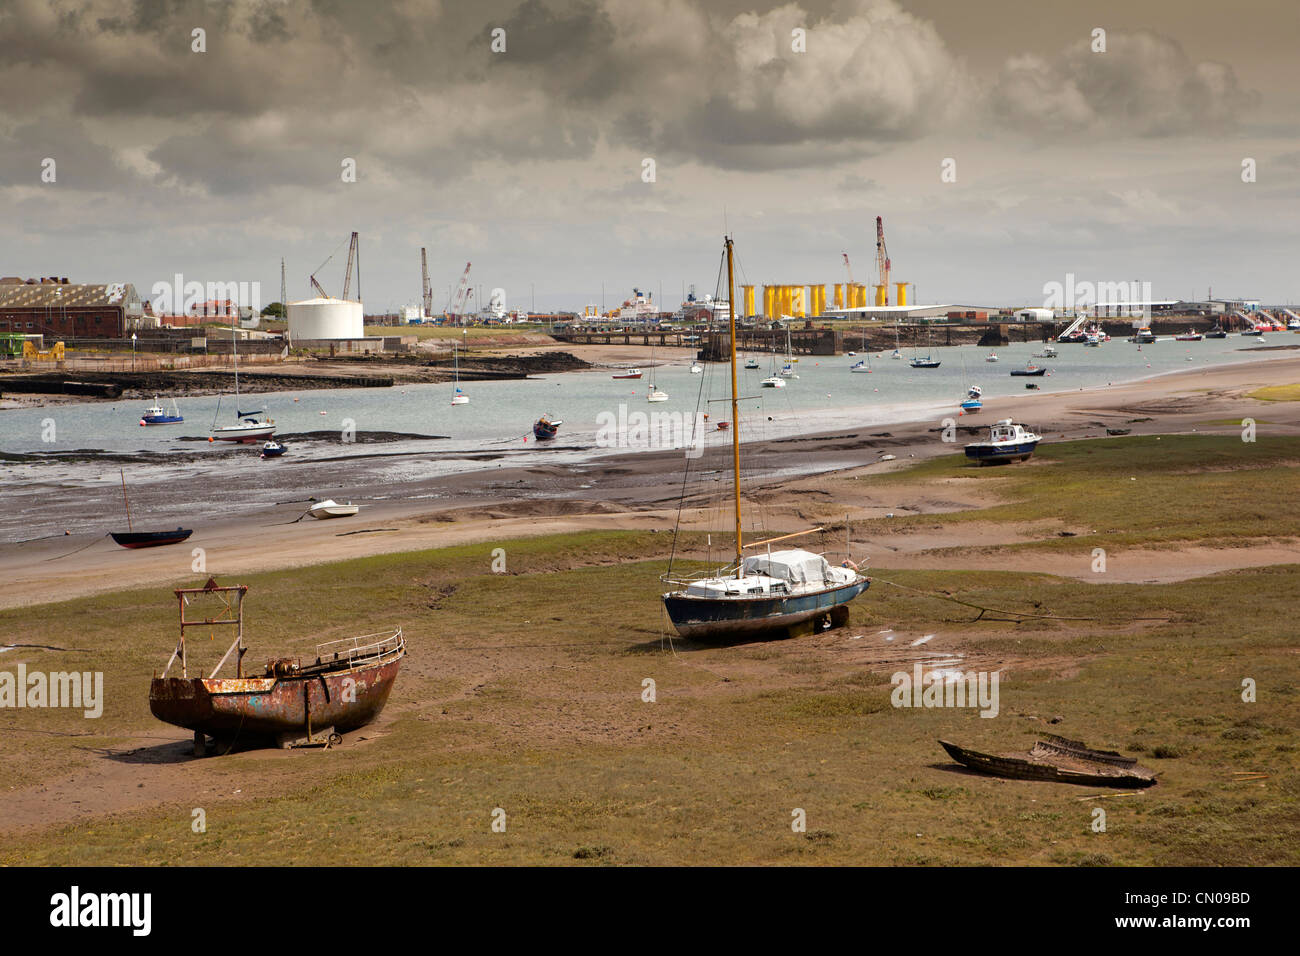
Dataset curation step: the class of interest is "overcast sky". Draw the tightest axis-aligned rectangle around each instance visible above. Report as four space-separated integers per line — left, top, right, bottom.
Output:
2 0 1297 313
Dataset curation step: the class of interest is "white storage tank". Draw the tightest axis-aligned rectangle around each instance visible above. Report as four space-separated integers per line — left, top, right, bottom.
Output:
287 298 364 339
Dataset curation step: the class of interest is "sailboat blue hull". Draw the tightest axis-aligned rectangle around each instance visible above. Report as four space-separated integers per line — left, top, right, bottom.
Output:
662 579 869 641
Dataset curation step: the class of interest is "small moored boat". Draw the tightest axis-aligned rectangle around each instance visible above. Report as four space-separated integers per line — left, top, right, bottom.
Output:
112 528 193 549
1010 364 1047 377
308 499 359 519
141 397 183 426
964 418 1041 464
533 416 561 440
110 469 192 549
611 368 643 379
260 441 287 459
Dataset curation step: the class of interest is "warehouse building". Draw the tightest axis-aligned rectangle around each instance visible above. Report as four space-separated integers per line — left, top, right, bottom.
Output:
0 277 144 338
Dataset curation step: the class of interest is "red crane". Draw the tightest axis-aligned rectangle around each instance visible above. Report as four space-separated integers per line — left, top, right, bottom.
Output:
447 262 472 324
876 216 891 306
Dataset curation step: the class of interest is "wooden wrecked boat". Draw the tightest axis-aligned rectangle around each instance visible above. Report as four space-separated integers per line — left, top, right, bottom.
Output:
939 735 1157 788
149 579 404 754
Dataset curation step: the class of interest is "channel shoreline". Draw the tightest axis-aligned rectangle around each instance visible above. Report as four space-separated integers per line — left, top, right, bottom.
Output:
1 353 1297 611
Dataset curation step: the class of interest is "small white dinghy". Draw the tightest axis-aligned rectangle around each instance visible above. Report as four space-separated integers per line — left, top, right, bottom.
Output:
309 499 360 519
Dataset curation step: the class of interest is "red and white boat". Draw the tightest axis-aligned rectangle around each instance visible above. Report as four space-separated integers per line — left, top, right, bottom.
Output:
611 368 643 379
1174 329 1203 342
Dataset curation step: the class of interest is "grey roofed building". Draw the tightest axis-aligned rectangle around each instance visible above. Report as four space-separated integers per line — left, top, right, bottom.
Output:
0 277 144 338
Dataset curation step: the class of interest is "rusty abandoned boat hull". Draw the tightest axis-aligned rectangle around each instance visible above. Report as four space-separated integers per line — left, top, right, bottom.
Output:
150 654 402 738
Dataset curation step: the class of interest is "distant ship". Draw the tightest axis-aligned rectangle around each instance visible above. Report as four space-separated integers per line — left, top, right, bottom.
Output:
671 285 728 325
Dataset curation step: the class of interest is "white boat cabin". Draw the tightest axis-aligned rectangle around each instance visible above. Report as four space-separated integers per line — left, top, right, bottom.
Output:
683 549 858 598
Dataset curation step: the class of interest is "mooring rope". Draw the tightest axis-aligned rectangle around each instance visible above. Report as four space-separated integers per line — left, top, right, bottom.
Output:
42 533 110 562
869 576 1172 624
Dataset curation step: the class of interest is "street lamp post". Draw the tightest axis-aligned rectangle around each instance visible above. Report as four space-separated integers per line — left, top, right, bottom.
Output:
131 332 137 372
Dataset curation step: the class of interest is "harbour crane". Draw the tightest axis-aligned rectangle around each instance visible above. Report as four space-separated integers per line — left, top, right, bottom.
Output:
341 232 359 301
309 231 361 302
875 216 891 306
421 248 432 318
446 262 472 323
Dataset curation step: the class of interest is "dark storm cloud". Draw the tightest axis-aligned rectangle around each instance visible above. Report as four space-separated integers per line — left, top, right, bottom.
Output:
0 120 141 189
497 0 615 65
0 0 1269 201
990 31 1258 136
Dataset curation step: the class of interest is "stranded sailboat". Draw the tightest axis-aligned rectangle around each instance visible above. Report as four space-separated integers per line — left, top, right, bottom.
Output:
110 469 193 549
450 341 468 405
211 324 275 442
660 237 869 641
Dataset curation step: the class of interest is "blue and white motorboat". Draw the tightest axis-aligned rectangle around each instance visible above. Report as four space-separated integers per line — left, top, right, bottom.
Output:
960 384 982 412
964 419 1041 464
260 441 287 459
141 397 183 425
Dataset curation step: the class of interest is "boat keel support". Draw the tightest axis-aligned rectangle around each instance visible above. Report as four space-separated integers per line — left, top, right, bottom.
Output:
275 726 342 750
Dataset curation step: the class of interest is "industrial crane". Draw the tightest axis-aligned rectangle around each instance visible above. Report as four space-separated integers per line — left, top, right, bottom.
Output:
875 216 891 307
446 262 472 323
309 231 361 302
341 231 359 301
421 248 432 318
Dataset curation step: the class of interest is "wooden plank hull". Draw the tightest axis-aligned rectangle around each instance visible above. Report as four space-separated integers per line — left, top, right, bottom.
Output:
940 738 1157 788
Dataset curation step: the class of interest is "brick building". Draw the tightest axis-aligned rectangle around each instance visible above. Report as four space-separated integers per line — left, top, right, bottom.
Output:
0 277 144 338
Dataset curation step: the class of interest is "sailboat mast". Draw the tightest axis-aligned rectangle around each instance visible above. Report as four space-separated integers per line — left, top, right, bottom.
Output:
725 237 742 571
119 468 133 532
231 321 239 413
